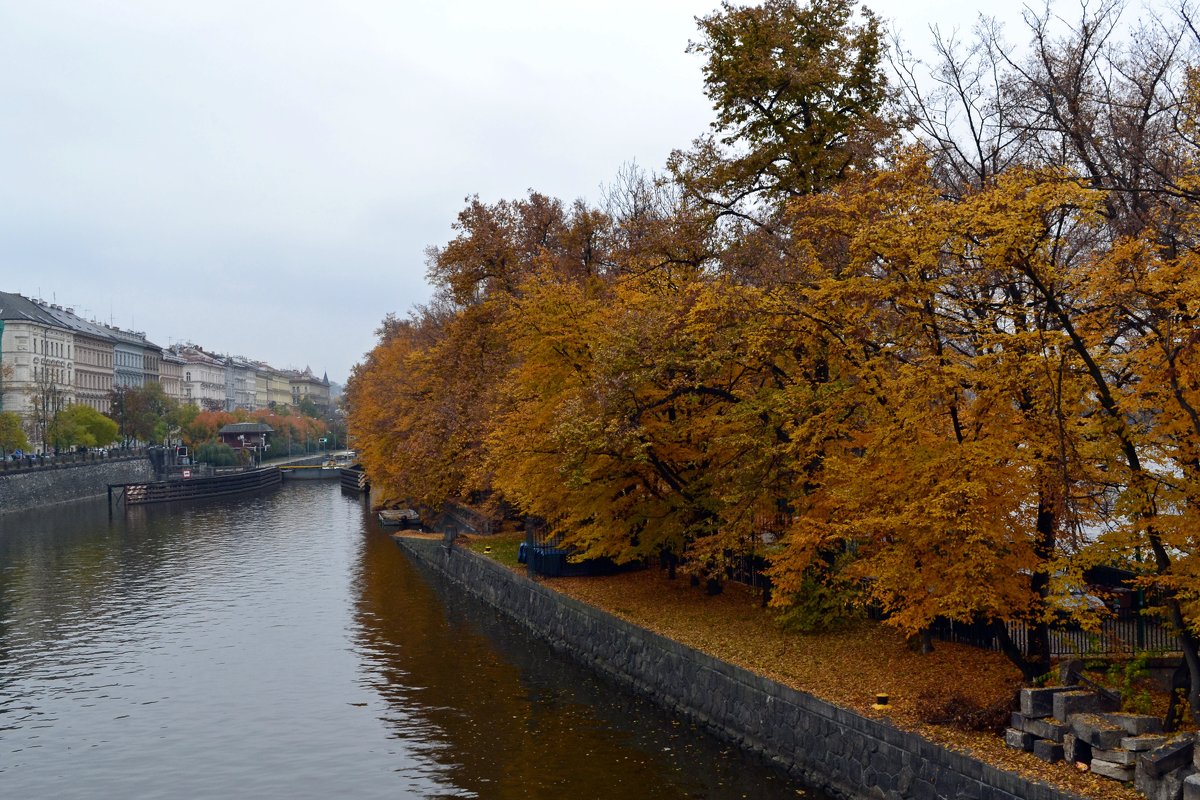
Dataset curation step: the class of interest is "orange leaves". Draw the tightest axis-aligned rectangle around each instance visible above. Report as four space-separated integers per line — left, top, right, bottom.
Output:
350 117 1200 686
181 409 234 446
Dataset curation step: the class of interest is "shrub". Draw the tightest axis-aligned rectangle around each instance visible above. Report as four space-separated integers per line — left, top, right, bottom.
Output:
916 691 1015 734
195 442 238 466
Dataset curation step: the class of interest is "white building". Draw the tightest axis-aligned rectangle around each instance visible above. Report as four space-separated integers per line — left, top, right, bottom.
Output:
175 345 227 411
0 292 76 449
225 356 257 410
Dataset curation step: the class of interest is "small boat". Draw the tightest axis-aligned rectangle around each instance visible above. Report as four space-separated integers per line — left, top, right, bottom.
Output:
378 508 420 528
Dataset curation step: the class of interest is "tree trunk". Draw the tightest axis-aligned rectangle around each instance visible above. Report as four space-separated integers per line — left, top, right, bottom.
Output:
1025 497 1056 680
992 620 1041 683
1164 663 1190 732
1165 598 1200 723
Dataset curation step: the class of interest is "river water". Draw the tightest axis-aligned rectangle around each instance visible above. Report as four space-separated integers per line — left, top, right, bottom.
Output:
0 482 824 799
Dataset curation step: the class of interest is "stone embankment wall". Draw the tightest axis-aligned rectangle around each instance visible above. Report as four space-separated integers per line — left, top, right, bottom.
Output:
395 536 1088 800
0 459 154 513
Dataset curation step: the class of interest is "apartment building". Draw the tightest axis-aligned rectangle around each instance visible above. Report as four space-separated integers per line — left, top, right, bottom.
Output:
175 345 228 411
37 303 117 413
0 292 76 447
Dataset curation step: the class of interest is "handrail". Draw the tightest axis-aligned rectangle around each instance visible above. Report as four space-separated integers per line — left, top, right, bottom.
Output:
0 449 148 474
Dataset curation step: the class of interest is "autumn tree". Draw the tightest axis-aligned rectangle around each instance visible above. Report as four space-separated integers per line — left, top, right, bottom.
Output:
888 0 1200 683
345 0 1200 700
110 383 176 444
350 191 624 512
348 294 512 510
249 408 324 457
426 192 586 306
671 0 894 225
181 409 235 447
1011 186 1200 717
735 147 1123 680
484 271 721 571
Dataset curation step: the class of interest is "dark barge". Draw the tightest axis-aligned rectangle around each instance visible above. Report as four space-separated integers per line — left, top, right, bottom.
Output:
108 466 282 512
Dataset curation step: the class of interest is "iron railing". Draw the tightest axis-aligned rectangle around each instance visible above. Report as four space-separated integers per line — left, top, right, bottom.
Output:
0 448 147 472
931 617 1182 657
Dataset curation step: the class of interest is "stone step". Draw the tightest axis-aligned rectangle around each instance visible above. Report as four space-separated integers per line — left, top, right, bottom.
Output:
1005 727 1037 752
1054 689 1120 720
1020 685 1080 718
1103 712 1164 735
1091 758 1134 781
1140 736 1196 780
1070 713 1128 750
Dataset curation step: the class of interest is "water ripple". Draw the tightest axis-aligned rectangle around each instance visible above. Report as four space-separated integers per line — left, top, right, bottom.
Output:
0 484 815 800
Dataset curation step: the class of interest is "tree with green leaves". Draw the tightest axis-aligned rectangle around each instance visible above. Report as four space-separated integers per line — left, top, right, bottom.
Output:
195 441 238 466
670 0 894 224
296 395 320 419
46 404 119 450
0 410 29 455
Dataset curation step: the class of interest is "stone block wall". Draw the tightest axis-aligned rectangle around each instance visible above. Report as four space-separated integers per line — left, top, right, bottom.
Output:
395 537 1090 800
0 458 154 513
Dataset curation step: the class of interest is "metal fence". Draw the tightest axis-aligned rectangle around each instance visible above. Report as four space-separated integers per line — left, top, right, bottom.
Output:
931 617 1182 657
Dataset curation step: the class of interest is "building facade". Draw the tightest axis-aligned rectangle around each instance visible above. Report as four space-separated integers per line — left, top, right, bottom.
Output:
143 343 163 387
226 356 257 411
289 367 331 416
38 304 117 414
160 350 186 404
111 327 146 390
175 345 227 411
0 292 76 449
4 289 336 434
254 363 293 411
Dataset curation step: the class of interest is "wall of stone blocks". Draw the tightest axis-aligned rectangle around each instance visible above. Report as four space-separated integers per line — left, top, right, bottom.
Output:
395 536 1092 800
0 459 154 513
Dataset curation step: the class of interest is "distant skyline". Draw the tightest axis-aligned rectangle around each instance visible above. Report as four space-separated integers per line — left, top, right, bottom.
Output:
1 1 1037 383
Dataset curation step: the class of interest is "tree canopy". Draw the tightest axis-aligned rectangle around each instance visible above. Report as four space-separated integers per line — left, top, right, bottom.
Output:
0 411 29 454
47 404 119 449
348 0 1200 711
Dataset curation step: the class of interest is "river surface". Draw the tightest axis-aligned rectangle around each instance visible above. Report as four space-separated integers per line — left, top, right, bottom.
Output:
0 482 824 799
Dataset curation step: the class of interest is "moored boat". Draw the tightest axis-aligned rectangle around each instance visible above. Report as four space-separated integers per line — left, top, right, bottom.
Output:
378 508 420 528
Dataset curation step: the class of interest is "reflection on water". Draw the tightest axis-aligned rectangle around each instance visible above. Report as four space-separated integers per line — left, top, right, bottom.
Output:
0 484 820 799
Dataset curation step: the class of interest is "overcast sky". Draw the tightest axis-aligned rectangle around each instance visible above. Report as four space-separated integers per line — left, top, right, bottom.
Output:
1 1 1024 384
